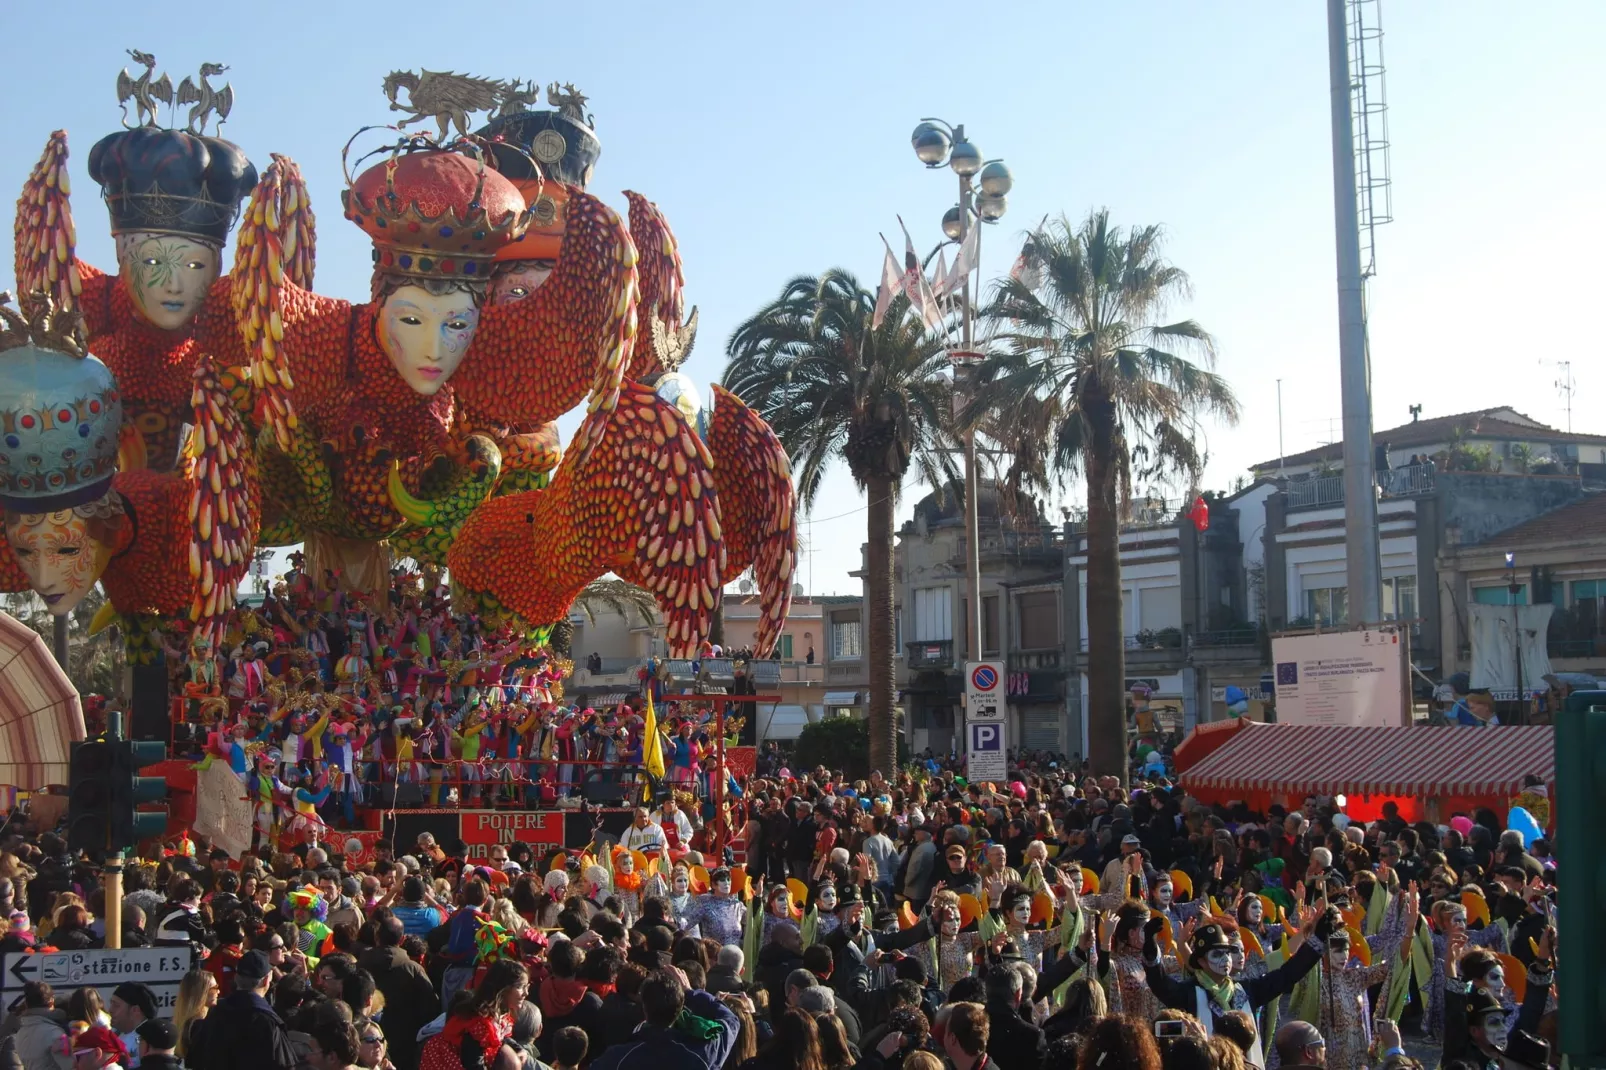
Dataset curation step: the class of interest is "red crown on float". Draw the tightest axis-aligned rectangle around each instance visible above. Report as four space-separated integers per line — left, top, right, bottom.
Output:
342 144 532 281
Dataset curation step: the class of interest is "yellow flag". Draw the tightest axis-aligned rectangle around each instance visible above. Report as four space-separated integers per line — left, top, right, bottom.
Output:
643 691 666 779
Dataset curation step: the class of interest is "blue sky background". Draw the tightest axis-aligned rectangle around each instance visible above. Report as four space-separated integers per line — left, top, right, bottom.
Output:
3 2 1600 596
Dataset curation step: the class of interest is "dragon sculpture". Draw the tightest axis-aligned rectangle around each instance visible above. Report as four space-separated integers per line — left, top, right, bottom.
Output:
382 70 513 141
177 62 234 134
116 49 173 128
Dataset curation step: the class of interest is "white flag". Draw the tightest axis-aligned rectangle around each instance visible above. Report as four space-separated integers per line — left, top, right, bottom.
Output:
949 223 980 288
898 217 946 332
872 242 902 330
931 247 951 300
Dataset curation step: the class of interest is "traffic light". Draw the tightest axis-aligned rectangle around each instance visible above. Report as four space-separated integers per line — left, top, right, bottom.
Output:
67 738 116 855
1558 689 1606 1064
110 739 170 850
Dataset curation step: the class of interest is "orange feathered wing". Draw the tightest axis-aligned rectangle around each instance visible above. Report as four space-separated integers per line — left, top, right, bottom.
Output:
13 130 80 314
624 190 684 380
708 386 797 656
456 187 637 461
231 154 317 452
185 358 261 635
448 381 724 656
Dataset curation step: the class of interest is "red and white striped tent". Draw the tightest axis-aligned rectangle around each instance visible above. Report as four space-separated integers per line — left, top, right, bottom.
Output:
0 611 84 789
1177 722 1553 824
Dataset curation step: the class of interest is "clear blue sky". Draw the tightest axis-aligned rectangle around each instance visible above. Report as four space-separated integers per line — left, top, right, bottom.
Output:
4 2 1601 596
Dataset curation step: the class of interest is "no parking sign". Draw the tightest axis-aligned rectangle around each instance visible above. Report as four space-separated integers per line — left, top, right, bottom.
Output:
966 661 1004 721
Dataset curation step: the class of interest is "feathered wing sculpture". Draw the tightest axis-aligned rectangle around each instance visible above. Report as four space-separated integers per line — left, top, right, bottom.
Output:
708 386 796 656
13 131 80 315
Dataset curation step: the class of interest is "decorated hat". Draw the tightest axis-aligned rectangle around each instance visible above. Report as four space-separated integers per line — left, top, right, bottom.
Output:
475 917 519 964
834 884 862 912
1189 922 1233 963
477 82 600 262
344 143 530 283
88 55 255 245
0 296 122 513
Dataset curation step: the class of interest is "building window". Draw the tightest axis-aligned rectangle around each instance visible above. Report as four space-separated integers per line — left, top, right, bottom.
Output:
1382 575 1418 623
779 634 794 659
1305 586 1349 626
1473 585 1526 606
831 618 863 659
913 587 953 641
1017 590 1060 650
982 595 1000 655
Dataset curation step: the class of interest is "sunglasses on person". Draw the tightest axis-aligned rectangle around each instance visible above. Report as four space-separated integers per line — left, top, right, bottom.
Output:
361 1033 385 1045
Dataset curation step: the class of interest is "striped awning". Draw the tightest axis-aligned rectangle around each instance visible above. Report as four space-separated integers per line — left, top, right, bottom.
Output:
1180 723 1553 799
0 612 84 789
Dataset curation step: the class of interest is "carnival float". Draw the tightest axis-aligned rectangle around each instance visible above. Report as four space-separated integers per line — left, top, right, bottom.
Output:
0 54 798 775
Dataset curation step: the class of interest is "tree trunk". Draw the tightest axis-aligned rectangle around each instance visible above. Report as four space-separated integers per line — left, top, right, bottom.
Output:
866 472 898 775
1083 395 1128 784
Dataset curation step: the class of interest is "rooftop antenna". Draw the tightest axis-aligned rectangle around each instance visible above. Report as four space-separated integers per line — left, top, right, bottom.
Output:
1544 359 1575 432
1409 403 1422 423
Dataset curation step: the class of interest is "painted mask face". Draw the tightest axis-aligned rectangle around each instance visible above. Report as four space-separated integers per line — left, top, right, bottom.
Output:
1154 881 1174 907
1065 869 1083 895
771 892 791 918
1478 1012 1508 1050
1011 902 1033 925
1482 965 1506 999
672 872 690 895
1228 940 1246 975
940 917 960 938
1204 949 1233 976
1245 897 1264 924
617 853 634 875
117 232 221 330
1326 941 1350 970
489 260 556 305
818 885 838 911
713 878 731 896
377 284 481 395
1446 909 1468 935
5 508 119 616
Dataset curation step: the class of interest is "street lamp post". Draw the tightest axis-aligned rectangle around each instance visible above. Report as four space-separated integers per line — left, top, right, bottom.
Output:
909 119 1012 681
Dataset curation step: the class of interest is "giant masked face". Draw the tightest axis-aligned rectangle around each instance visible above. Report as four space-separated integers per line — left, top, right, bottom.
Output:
117 232 221 331
376 283 481 396
5 504 122 616
489 260 556 305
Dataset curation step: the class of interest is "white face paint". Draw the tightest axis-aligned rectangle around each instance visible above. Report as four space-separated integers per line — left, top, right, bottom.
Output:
1245 898 1263 924
672 872 690 895
1479 1012 1508 1050
713 879 731 896
1011 902 1033 925
1326 944 1351 970
1447 909 1468 935
617 854 634 874
1154 882 1173 907
1228 941 1246 975
940 918 960 938
1204 949 1233 976
771 893 791 918
376 285 481 395
1481 966 1506 999
819 886 838 911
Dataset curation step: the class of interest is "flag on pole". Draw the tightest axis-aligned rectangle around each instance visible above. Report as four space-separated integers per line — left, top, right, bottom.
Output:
898 216 945 332
931 246 951 300
642 690 665 780
949 223 980 289
872 241 902 330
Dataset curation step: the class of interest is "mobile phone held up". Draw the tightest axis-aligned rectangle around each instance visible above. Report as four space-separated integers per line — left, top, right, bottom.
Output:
1154 1020 1187 1039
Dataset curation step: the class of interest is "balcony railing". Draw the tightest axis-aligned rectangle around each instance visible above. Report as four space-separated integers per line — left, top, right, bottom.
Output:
907 639 956 670
1191 628 1260 648
1284 464 1437 511
1078 632 1184 652
1548 636 1601 659
827 661 863 679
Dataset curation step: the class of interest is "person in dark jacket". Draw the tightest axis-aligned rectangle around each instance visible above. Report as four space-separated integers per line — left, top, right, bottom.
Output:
587 969 738 1070
358 916 439 1070
935 846 980 898
1142 914 1321 1035
595 963 648 1055
756 924 803 1014
981 965 1045 1070
536 940 606 1062
190 950 298 1070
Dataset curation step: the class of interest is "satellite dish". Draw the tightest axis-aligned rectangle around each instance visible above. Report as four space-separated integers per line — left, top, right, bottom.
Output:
739 578 755 594
793 583 805 598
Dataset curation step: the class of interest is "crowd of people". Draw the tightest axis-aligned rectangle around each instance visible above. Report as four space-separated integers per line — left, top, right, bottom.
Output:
0 753 1561 1070
113 561 748 837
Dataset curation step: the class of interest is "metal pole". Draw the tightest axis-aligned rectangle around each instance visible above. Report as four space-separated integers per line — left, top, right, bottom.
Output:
102 859 123 950
1327 0 1383 625
959 172 983 665
52 614 69 673
1276 379 1285 478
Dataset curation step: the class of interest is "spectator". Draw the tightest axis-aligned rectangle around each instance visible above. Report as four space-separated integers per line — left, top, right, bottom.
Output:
109 983 158 1068
1272 1021 1325 1068
359 914 439 1070
981 965 1045 1070
588 969 738 1070
9 981 73 1070
134 1021 183 1070
190 949 299 1070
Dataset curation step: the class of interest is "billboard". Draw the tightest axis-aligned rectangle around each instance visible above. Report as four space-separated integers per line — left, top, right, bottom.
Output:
1272 629 1406 727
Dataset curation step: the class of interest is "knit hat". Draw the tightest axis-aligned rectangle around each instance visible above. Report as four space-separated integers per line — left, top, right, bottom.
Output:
235 949 273 982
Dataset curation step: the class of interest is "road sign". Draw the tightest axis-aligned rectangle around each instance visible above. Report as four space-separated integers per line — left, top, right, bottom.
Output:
966 661 1004 721
967 721 1007 781
3 948 193 1015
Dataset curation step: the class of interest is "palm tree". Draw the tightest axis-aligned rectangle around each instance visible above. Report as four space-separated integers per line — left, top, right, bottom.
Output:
725 270 957 774
973 210 1239 782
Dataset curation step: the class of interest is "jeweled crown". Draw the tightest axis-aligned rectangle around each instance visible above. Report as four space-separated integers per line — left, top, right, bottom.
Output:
0 294 122 513
344 143 531 281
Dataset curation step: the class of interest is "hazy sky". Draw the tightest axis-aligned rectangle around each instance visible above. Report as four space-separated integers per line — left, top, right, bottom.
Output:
3 2 1600 597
